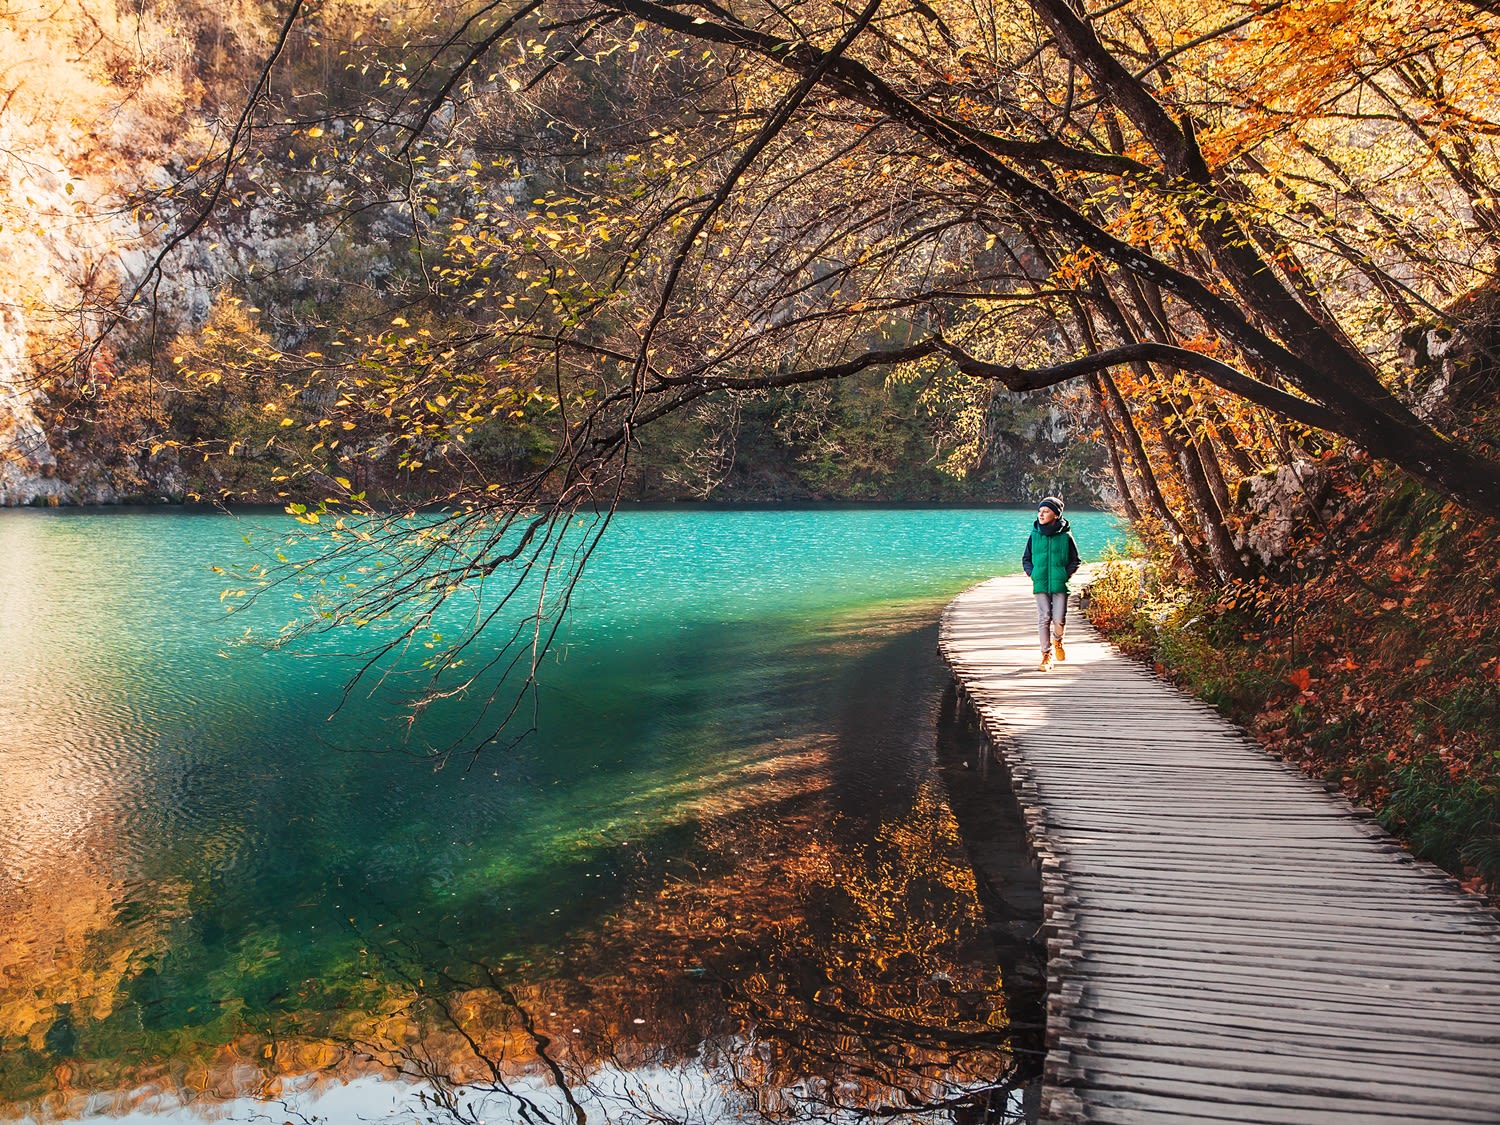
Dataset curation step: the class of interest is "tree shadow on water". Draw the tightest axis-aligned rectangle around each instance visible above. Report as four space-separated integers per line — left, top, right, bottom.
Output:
335 628 1047 1125
932 682 1047 1124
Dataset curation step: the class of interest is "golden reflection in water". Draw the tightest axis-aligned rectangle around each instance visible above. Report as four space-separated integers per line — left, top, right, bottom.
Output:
360 731 1012 1119
0 518 93 887
0 519 172 1075
4 598 1019 1122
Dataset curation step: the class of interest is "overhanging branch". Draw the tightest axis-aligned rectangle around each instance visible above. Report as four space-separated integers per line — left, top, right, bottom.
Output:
935 338 1342 433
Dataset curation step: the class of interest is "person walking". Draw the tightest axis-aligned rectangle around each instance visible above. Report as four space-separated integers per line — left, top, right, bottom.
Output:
1022 496 1081 671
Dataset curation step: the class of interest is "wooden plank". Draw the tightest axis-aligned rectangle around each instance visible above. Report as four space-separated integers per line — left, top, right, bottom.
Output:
1076 1058 1497 1116
1078 913 1500 952
1077 1036 1500 1096
1078 1086 1443 1125
1058 897 1492 930
940 574 1500 1124
1083 1102 1401 1125
1073 954 1500 1005
1070 986 1500 1037
1061 865 1475 891
1069 888 1489 912
1068 870 1464 894
1065 1005 1500 1062
1045 842 1433 866
1064 932 1500 976
1077 1078 1475 1124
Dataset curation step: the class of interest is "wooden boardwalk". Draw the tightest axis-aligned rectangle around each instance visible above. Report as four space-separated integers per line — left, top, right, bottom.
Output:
939 574 1500 1125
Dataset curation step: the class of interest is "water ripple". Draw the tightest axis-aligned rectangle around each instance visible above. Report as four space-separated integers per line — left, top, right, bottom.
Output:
0 507 1115 1119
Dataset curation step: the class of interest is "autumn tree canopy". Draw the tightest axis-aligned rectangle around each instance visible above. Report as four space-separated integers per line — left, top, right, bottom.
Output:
149 0 1494 495
91 0 1500 732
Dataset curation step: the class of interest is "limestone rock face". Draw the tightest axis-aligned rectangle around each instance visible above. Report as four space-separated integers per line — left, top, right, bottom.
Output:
0 119 74 505
0 305 69 506
0 2 207 505
1234 461 1331 570
978 392 1109 506
1400 276 1500 421
0 90 108 505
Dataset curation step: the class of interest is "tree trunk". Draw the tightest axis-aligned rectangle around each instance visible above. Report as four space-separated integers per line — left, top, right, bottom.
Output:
1150 394 1252 581
1097 372 1212 581
1088 374 1144 524
1204 401 1261 477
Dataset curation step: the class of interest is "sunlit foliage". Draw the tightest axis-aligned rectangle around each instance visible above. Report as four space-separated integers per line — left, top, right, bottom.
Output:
35 0 1500 734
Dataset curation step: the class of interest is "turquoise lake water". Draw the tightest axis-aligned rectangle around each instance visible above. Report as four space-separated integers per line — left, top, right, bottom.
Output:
0 506 1121 1123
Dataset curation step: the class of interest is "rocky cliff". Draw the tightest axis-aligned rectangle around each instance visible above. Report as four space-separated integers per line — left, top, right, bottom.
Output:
0 0 212 503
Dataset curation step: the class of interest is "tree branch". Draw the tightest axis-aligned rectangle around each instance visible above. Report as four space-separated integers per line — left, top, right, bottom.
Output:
935 338 1342 433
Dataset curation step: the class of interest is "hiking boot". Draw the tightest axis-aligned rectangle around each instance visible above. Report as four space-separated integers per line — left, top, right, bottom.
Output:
1053 637 1067 662
1038 652 1052 672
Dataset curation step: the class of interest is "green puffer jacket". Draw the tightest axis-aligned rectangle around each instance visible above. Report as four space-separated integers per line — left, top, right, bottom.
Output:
1023 518 1081 594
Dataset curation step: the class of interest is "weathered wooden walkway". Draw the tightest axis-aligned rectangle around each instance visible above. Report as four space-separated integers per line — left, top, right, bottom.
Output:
939 574 1500 1125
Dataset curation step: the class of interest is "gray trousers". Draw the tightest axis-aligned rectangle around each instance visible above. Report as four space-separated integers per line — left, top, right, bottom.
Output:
1036 592 1068 652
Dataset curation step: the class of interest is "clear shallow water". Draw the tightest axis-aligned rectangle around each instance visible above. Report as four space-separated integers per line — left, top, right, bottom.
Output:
0 506 1120 1123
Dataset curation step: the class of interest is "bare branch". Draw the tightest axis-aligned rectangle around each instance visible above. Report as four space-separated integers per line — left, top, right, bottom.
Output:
937 338 1343 433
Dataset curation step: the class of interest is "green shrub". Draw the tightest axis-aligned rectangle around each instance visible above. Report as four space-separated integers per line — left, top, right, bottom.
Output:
1374 756 1500 885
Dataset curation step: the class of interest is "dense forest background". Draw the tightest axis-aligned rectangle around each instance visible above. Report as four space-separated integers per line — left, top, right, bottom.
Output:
2 0 1498 886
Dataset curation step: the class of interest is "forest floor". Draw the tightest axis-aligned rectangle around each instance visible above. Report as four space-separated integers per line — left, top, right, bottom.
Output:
1085 453 1500 900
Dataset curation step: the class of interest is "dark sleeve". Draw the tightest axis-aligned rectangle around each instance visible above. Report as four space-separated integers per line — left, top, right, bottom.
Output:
1066 535 1081 576
1022 535 1033 577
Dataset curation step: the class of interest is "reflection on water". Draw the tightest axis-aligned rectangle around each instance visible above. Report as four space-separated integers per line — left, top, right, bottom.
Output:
0 509 1097 1122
